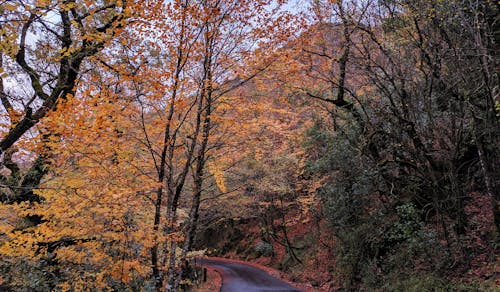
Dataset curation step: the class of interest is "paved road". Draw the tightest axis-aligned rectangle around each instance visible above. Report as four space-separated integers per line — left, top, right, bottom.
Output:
200 258 302 292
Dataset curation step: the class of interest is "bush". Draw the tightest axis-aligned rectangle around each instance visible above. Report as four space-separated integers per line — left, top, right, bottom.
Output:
254 241 274 257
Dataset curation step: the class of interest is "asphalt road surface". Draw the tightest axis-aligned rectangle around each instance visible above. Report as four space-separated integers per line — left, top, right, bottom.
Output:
200 258 302 292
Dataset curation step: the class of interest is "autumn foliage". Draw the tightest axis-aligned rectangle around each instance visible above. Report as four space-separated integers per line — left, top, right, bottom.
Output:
0 0 498 291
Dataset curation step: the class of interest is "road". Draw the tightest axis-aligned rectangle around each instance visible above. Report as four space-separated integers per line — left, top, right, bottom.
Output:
199 258 302 292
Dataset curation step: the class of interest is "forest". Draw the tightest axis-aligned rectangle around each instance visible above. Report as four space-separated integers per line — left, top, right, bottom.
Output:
0 0 498 291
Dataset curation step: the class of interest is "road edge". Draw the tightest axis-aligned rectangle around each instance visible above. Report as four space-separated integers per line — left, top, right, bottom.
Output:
198 256 316 291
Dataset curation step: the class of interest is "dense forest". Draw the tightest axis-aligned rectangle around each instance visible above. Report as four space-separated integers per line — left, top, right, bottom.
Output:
0 0 498 291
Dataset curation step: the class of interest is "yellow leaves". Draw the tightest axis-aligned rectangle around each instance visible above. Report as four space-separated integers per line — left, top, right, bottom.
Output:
0 0 152 286
119 36 129 46
297 194 315 217
2 3 18 12
53 246 111 291
1 0 306 287
0 203 19 236
56 246 87 264
208 161 227 193
83 31 107 43
60 1 77 11
111 260 142 283
34 0 52 7
0 29 19 58
57 282 71 292
0 67 6 79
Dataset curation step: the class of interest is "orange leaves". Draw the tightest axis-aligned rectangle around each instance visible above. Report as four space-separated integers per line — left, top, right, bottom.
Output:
18 82 161 286
0 0 309 288
0 203 20 239
2 3 18 12
110 259 148 283
208 161 227 193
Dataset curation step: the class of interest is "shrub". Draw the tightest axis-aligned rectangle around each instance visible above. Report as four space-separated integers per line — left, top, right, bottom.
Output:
254 241 274 257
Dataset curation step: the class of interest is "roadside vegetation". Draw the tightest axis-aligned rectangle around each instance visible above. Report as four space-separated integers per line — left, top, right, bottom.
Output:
0 0 497 291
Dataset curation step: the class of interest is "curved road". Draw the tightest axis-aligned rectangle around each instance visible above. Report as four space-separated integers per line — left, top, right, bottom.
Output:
199 258 302 292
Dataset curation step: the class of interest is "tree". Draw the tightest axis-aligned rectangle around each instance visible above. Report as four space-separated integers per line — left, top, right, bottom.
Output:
161 0 297 289
0 0 131 204
0 0 134 289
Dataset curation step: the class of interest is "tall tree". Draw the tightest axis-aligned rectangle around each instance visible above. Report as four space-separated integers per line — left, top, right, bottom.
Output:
0 0 134 289
0 0 131 204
